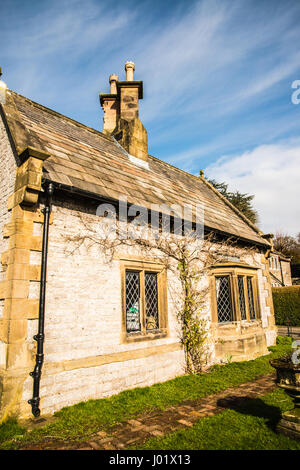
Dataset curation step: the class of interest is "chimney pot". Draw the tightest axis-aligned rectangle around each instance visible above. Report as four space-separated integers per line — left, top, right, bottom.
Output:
125 61 135 81
109 74 118 94
0 67 8 105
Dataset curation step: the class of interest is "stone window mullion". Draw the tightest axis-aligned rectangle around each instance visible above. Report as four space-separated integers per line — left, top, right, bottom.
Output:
246 276 256 320
231 273 240 322
237 275 247 320
140 270 146 334
243 275 251 321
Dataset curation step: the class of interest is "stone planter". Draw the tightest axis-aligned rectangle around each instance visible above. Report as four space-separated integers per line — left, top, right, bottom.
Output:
270 357 300 440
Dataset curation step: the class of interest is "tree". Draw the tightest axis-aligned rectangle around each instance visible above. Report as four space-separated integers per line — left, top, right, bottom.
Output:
273 232 300 264
207 179 259 225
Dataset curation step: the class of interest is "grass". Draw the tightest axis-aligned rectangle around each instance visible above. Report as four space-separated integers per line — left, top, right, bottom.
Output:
0 419 26 445
132 388 300 450
0 336 294 449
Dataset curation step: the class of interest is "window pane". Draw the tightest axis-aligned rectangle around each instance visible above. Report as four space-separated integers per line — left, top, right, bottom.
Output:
145 272 159 330
238 276 247 320
247 276 256 320
126 271 141 332
215 276 233 323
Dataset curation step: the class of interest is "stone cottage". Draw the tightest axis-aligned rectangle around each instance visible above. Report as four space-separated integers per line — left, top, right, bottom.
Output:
268 250 292 287
0 63 277 420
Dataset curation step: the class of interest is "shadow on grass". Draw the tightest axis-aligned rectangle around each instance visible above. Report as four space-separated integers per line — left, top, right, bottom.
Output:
216 396 282 430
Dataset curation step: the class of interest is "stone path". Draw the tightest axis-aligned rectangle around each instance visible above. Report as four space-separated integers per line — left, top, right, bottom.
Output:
21 373 276 450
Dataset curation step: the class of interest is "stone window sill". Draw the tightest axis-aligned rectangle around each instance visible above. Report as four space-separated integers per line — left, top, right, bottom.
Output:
124 328 168 344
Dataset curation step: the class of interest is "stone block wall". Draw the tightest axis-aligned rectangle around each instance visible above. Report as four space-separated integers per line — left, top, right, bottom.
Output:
281 260 292 286
0 130 277 418
20 200 186 416
18 198 276 417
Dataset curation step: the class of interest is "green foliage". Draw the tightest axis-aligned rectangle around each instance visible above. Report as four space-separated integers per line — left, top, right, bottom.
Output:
177 254 208 373
207 178 258 225
268 335 293 353
291 263 300 278
272 286 300 326
225 354 233 364
0 338 291 449
276 335 293 346
133 389 300 450
0 419 26 444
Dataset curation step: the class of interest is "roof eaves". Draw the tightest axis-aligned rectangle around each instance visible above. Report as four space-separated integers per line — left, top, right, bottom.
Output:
148 154 268 244
272 249 291 261
8 90 270 249
1 90 51 157
199 175 263 236
43 176 270 248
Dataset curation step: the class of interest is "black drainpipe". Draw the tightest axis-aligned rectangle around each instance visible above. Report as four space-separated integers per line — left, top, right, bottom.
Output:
28 182 54 417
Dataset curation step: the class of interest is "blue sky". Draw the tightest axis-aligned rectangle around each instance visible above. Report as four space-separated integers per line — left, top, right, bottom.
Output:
1 0 300 235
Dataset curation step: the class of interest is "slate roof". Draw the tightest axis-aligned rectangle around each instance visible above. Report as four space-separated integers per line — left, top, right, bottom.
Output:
271 250 291 261
1 90 269 247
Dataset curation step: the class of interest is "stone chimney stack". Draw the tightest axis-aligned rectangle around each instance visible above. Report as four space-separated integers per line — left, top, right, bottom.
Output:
100 62 148 162
100 74 119 134
0 67 8 105
109 74 118 94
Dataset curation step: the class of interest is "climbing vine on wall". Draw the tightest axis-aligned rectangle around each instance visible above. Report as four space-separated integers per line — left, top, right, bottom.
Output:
65 211 250 374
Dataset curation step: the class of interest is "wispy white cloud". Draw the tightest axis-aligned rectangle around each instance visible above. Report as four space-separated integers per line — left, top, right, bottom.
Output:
3 0 130 58
1 0 133 100
3 0 300 125
204 140 300 236
1 0 300 237
131 0 300 123
162 110 300 170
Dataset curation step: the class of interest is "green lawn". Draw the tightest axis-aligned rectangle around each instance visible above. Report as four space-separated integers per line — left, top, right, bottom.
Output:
0 336 294 449
132 388 300 450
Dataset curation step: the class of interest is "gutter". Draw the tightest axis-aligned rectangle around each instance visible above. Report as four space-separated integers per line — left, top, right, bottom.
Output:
28 182 54 417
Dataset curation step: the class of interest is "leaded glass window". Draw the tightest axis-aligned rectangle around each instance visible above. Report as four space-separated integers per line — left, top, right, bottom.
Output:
247 276 256 320
213 269 259 324
125 268 163 336
126 271 141 332
215 276 233 323
238 275 247 320
145 272 159 330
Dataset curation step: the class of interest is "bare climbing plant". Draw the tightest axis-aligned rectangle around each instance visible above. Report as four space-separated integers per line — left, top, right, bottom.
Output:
64 209 252 374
